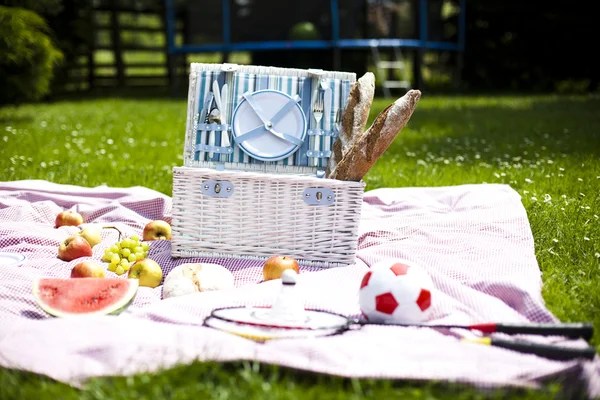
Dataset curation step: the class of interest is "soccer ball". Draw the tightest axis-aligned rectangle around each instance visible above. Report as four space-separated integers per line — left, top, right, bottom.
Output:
359 259 434 324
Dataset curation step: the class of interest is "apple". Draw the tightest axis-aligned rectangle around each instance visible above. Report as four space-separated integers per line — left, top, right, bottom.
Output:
263 255 300 282
58 235 93 261
128 258 163 288
55 210 84 228
71 261 106 278
77 226 102 248
142 220 172 241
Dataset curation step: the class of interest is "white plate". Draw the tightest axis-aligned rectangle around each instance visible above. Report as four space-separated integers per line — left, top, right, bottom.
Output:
231 89 307 162
0 252 26 267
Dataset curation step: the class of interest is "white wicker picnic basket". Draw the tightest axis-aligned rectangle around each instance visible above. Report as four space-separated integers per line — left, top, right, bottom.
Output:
171 63 366 267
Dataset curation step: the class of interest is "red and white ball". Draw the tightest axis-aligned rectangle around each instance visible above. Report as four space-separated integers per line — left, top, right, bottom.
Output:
359 259 434 323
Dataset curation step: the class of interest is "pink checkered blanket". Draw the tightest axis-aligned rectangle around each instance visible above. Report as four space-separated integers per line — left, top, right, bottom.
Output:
0 180 598 396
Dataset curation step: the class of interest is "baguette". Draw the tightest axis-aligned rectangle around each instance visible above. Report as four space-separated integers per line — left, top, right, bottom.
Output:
329 72 375 173
326 89 421 181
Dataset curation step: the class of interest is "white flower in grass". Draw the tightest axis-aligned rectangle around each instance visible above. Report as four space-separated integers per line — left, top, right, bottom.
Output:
580 193 586 197
531 196 538 202
594 215 599 219
584 237 590 241
559 167 565 172
561 207 565 211
523 190 529 195
525 178 533 183
553 238 559 243
595 252 600 258
547 159 554 164
578 178 583 182
544 194 552 203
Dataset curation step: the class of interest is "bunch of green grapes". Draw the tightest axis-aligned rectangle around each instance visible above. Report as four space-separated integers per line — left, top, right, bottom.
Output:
102 235 150 276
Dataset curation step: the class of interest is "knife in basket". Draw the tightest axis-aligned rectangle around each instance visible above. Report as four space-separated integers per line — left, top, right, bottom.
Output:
323 87 332 131
199 92 214 159
209 80 223 158
220 83 230 148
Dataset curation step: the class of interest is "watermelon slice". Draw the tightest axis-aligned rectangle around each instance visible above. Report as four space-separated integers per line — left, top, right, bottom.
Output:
32 277 139 317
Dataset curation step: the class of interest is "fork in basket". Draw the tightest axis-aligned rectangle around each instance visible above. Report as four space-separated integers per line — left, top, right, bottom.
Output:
310 93 324 167
312 95 324 126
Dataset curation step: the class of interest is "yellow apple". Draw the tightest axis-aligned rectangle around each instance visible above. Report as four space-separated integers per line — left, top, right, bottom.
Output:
128 258 163 288
142 220 172 241
77 226 102 248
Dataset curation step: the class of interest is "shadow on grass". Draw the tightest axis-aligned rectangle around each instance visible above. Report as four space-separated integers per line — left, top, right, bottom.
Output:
371 94 600 163
0 114 34 124
1 359 590 400
48 85 189 103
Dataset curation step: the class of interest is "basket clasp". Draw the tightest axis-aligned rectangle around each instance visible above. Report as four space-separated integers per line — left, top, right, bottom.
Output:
201 179 234 198
303 188 335 206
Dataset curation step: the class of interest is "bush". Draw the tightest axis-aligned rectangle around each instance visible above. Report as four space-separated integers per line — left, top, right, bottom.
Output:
0 6 63 105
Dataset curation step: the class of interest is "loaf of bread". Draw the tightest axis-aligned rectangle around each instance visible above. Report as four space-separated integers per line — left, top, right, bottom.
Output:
326 89 421 181
328 72 375 173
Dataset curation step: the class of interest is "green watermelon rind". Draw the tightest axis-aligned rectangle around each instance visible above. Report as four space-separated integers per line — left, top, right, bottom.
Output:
32 277 139 318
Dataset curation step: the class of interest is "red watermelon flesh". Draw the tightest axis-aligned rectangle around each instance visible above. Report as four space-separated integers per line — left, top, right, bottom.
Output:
32 278 138 317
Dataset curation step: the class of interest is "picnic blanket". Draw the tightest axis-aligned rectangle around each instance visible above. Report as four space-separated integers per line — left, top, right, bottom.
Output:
0 179 598 397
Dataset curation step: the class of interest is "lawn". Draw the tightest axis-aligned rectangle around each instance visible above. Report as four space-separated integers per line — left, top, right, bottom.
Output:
1 93 599 399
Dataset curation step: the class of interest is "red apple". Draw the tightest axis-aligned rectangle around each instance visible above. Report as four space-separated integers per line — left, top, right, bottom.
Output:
58 235 93 261
142 220 172 241
71 261 106 278
55 210 84 228
263 255 300 282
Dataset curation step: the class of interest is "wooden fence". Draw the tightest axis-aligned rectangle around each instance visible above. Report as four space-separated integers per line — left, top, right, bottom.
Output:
54 0 185 93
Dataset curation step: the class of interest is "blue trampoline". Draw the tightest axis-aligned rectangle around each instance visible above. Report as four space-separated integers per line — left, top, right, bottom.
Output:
164 0 466 91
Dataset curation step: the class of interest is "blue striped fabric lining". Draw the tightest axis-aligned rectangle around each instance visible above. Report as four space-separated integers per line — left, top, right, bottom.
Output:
194 70 353 166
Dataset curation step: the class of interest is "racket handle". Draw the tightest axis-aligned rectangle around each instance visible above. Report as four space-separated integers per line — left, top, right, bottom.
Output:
489 338 597 361
494 323 594 340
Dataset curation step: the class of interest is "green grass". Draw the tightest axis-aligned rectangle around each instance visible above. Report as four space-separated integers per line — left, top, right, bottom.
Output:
1 93 599 399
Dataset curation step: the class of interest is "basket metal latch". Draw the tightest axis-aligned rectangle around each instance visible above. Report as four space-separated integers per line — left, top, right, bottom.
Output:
303 188 335 206
201 179 234 198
